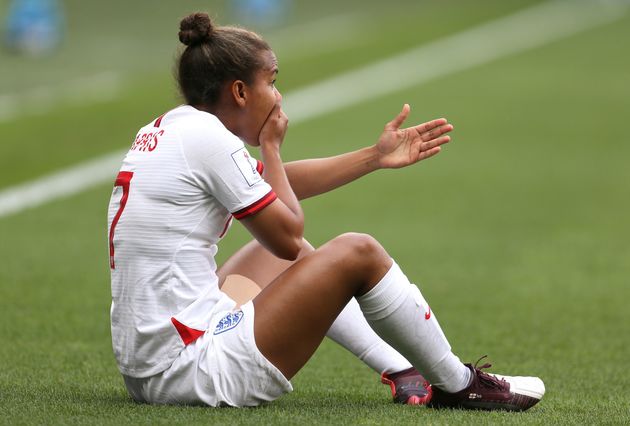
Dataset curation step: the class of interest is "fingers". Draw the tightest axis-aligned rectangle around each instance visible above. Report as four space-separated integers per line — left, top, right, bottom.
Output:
385 104 411 130
267 103 288 127
413 134 451 154
418 146 442 161
424 134 451 149
412 117 448 134
259 103 289 146
268 102 282 118
409 119 452 143
420 123 453 142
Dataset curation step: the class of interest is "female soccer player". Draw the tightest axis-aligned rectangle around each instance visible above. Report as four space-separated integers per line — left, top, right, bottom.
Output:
107 12 545 410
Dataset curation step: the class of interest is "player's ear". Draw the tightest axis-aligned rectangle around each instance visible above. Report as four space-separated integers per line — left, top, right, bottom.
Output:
230 80 247 107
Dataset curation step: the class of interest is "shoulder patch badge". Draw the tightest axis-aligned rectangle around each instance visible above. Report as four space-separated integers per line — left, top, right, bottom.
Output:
231 147 262 187
213 310 244 335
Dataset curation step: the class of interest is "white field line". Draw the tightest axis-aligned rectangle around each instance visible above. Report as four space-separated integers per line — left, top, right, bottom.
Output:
0 150 127 217
0 0 627 219
283 0 629 123
0 72 123 123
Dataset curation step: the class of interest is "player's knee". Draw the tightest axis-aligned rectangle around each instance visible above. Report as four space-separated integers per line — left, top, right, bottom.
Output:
332 232 388 266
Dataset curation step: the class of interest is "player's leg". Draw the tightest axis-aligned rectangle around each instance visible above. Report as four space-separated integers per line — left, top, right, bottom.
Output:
218 238 411 373
218 238 303 289
219 239 430 404
251 232 393 378
253 232 544 411
252 232 468 387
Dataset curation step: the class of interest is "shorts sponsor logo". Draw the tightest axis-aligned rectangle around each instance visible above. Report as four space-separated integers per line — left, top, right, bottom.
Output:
213 310 244 335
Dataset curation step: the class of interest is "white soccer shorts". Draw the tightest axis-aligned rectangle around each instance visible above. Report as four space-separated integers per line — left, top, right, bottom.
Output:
122 301 293 407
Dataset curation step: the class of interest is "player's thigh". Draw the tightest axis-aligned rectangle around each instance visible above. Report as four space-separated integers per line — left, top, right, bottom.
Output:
252 233 392 379
218 238 314 288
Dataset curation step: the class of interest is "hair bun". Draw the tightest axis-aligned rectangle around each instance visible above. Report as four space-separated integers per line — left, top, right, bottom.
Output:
179 13 213 46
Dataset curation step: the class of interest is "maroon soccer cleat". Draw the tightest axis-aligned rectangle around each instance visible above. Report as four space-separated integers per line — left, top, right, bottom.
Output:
428 356 545 412
381 367 432 405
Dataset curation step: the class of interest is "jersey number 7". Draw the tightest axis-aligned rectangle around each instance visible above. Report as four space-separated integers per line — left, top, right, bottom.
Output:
109 171 134 269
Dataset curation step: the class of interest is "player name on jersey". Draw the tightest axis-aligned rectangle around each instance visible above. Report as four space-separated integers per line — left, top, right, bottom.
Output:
130 130 164 152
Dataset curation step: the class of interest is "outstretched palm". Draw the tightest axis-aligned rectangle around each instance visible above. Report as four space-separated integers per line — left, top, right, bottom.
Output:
376 104 453 169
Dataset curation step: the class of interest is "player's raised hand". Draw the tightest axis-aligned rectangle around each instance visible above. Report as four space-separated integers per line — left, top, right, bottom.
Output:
375 104 453 169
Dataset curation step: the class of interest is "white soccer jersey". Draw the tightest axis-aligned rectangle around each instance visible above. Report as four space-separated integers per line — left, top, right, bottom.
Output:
107 105 275 378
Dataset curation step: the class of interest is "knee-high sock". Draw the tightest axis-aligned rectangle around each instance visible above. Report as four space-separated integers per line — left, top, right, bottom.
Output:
326 297 412 374
357 261 471 393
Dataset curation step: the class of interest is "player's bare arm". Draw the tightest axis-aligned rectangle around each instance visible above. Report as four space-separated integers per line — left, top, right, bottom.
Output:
241 102 304 260
283 104 453 200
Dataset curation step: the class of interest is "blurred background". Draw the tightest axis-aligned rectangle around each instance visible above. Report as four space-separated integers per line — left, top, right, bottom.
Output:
1 0 629 423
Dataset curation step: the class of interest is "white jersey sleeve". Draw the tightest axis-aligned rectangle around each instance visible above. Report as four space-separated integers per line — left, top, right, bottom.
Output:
180 119 275 219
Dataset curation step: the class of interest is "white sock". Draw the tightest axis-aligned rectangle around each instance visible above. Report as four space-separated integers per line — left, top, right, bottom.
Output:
357 261 471 393
326 297 412 374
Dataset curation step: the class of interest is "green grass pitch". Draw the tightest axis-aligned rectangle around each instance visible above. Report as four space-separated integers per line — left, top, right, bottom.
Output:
1 0 629 424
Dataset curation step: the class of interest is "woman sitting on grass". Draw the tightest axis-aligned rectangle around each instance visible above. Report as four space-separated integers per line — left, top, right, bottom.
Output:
107 12 545 410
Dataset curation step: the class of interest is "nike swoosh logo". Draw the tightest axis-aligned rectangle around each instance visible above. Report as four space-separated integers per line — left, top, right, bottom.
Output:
425 306 431 320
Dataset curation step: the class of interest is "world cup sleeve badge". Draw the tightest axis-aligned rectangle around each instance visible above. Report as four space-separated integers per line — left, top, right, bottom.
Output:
213 310 244 335
231 147 262 187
